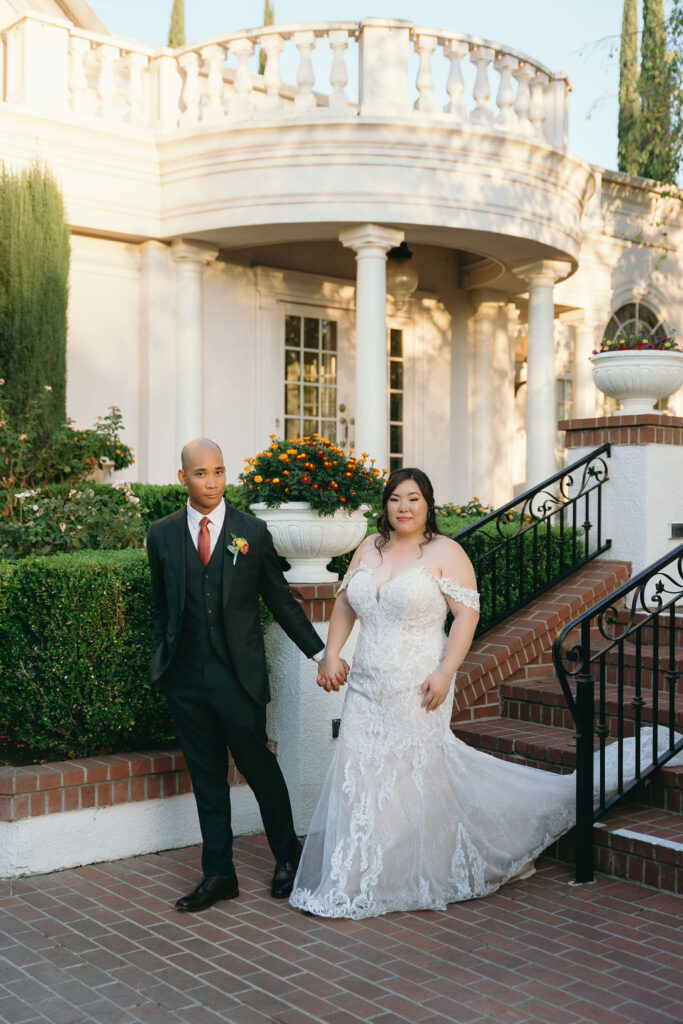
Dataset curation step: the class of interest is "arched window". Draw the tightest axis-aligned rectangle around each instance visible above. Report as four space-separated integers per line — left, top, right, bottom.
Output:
602 300 669 411
604 300 664 339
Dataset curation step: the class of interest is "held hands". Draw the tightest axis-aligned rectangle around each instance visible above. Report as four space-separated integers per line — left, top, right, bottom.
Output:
317 654 350 692
420 667 452 711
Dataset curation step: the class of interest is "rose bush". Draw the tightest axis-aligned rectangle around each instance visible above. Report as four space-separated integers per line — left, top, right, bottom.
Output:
0 382 134 511
0 483 146 560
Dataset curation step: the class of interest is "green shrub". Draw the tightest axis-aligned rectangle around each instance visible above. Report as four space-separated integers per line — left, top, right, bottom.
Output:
0 483 145 560
131 482 250 530
455 519 586 631
0 550 171 762
0 549 274 764
0 482 253 560
0 389 134 510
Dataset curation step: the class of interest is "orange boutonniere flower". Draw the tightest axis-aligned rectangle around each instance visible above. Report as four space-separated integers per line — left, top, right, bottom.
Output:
228 534 249 565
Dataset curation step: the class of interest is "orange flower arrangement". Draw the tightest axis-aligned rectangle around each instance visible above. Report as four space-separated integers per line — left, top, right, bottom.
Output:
239 434 386 515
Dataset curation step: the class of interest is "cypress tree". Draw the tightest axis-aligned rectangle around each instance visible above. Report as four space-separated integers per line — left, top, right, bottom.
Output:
618 0 640 175
168 0 185 48
639 0 676 181
0 163 70 432
259 0 275 76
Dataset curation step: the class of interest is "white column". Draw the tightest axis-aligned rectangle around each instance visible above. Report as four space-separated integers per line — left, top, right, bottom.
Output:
340 224 404 470
139 241 177 483
562 312 606 420
514 259 571 485
171 240 219 455
469 293 506 503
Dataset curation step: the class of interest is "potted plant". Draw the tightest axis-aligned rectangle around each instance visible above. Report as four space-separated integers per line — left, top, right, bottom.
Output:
590 332 683 414
239 434 385 582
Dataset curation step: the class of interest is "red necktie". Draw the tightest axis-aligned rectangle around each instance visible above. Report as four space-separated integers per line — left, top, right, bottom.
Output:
197 516 211 566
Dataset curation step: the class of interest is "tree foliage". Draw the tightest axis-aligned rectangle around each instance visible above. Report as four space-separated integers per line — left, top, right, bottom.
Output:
259 0 275 75
617 0 683 184
618 0 640 175
0 163 69 433
639 0 678 181
168 0 185 48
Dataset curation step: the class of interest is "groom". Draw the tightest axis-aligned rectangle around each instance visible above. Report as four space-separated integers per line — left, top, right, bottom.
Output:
147 437 342 912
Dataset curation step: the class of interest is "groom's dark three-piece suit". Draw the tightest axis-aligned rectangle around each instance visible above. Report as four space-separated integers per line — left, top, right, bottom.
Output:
147 501 324 901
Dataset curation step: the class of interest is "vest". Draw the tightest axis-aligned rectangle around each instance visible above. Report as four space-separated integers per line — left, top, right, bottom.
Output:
176 519 233 670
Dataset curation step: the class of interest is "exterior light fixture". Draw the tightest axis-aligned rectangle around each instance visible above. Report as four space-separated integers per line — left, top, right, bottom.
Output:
386 241 418 307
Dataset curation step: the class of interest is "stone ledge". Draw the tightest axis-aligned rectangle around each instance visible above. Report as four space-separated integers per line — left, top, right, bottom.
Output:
0 744 270 823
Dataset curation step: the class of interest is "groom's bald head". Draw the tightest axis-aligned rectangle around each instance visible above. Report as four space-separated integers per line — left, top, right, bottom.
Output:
180 437 224 472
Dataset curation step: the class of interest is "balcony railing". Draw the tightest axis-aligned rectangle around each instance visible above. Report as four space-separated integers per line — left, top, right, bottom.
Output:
1 14 569 146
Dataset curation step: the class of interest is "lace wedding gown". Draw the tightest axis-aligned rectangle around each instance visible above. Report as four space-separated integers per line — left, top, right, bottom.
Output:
290 563 680 920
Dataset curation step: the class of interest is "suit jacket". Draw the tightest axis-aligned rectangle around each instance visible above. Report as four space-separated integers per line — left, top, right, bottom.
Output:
146 502 325 705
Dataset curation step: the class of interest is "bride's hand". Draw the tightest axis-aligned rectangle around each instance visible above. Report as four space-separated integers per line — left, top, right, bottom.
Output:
317 655 349 692
419 668 452 711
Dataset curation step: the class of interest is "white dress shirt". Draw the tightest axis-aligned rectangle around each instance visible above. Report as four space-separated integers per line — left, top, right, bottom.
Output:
186 498 226 558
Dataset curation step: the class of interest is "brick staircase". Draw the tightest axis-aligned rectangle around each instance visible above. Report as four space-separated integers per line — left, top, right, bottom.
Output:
451 559 683 896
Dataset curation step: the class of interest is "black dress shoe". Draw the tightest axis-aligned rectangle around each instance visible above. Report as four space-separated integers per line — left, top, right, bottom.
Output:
175 874 239 912
271 843 302 899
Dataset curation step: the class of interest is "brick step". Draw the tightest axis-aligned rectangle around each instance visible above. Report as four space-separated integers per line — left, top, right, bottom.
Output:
453 717 578 772
508 647 681 691
502 676 683 733
452 559 632 723
453 718 683 799
546 802 683 895
608 613 683 649
601 646 682 689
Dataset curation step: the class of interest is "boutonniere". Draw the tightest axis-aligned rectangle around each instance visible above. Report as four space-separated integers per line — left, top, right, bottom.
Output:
227 534 249 565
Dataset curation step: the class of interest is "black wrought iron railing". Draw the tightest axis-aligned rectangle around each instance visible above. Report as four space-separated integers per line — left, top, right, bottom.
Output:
453 445 612 636
553 544 683 883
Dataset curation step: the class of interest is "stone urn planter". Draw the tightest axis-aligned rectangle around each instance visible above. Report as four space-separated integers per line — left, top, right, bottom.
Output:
590 349 683 414
250 502 369 583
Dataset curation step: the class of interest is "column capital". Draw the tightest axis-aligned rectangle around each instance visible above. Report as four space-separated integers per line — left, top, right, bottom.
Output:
339 223 404 255
513 258 572 287
171 239 219 266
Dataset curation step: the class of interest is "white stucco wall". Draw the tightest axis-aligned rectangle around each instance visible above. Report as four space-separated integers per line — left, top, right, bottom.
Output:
67 235 142 463
574 442 683 574
266 618 360 834
0 787 262 879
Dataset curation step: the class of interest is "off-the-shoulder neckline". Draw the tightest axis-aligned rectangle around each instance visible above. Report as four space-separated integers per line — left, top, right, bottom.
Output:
345 561 446 603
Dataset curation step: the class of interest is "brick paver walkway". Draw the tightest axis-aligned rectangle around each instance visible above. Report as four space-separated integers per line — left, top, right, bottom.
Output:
0 836 681 1024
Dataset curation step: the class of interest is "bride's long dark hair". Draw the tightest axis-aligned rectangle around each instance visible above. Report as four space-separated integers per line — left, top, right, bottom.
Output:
375 467 442 555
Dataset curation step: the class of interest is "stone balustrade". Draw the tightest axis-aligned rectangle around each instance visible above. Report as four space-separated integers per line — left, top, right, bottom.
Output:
1 13 569 147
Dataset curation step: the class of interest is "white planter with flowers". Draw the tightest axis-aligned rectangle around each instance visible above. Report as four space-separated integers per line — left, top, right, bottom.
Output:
590 338 683 415
241 434 385 583
250 501 369 582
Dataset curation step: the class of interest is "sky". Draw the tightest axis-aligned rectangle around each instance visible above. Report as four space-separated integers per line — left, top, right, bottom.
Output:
89 0 629 171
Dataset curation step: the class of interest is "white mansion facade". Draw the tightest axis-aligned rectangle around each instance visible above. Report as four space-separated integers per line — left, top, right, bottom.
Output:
1 0 682 502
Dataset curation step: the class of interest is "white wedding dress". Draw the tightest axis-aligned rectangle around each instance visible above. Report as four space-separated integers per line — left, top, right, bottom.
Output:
290 562 681 920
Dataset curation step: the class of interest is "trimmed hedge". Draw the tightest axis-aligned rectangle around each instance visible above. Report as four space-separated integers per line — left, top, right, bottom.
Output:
0 550 172 763
0 550 271 763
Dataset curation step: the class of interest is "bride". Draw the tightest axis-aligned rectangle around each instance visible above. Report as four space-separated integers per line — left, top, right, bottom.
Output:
290 468 589 919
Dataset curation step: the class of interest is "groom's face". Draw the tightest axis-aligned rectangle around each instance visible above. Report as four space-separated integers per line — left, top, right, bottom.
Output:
178 443 226 514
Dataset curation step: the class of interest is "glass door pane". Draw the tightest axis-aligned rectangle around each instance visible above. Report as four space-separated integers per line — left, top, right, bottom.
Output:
388 328 404 471
284 312 338 441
